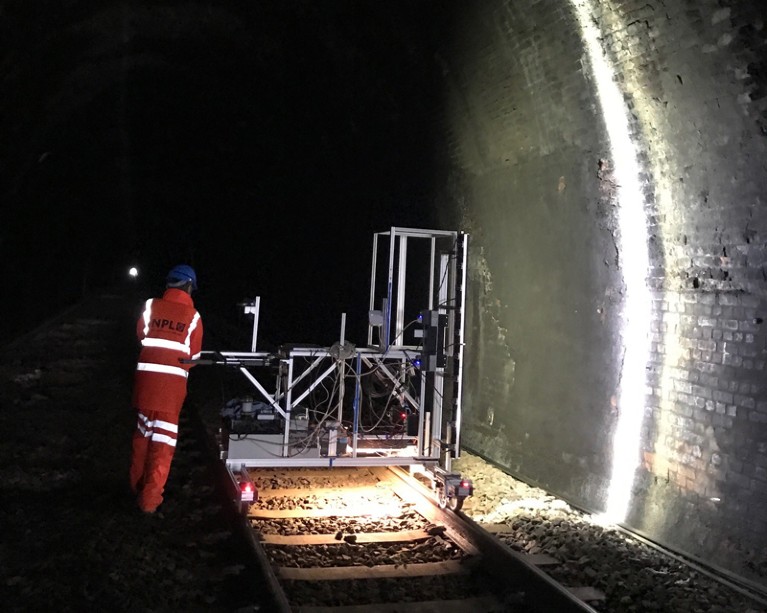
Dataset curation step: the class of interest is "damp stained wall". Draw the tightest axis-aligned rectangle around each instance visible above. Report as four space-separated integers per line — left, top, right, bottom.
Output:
434 0 767 585
1 0 766 587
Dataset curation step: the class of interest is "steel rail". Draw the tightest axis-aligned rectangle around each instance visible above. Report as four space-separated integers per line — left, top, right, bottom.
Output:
188 401 292 613
386 466 599 613
212 460 600 612
236 465 503 612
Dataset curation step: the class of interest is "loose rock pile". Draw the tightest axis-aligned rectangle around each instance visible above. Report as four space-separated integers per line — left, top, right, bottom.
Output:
267 537 464 568
1 299 264 612
255 510 431 535
454 453 767 613
285 574 486 608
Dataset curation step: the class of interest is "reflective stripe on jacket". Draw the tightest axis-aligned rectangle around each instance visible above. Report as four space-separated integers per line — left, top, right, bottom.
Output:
132 288 203 415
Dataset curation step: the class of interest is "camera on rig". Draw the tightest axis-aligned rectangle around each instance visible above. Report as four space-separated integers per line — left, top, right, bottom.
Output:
416 309 448 372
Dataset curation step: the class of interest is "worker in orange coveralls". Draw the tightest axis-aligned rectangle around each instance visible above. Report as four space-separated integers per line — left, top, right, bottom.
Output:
129 264 203 514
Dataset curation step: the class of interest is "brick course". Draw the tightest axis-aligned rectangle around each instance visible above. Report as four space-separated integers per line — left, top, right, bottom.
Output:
437 0 767 585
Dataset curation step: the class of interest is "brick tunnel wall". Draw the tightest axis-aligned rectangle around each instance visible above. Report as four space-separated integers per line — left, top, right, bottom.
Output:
2 0 765 587
431 0 767 584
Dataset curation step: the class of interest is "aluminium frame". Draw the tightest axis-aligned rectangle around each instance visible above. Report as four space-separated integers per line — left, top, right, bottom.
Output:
200 227 469 478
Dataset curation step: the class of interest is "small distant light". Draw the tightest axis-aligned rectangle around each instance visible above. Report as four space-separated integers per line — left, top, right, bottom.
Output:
241 482 253 493
128 267 139 278
709 497 721 503
460 480 470 489
414 359 421 368
400 412 407 420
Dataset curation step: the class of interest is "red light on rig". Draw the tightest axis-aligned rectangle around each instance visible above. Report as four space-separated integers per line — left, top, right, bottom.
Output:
239 479 256 503
460 480 470 489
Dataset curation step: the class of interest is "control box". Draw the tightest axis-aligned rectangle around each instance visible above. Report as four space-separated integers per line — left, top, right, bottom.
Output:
418 309 447 372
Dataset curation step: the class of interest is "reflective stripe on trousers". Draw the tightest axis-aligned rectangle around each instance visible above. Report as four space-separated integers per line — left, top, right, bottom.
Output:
130 409 180 512
136 411 178 447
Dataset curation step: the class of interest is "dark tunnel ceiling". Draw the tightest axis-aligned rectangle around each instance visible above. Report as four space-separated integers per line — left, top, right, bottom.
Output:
0 1 454 343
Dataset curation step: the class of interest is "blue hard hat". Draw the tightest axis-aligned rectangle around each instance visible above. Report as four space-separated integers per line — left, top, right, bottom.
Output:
166 264 198 290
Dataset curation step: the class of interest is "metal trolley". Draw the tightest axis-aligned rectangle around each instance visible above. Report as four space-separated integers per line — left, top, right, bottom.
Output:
197 227 473 511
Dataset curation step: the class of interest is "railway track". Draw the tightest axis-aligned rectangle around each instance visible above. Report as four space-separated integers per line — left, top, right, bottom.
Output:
7 296 766 612
230 464 603 612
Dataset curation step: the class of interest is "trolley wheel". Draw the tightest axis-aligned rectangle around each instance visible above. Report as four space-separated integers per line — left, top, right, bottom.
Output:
437 487 464 512
437 486 448 509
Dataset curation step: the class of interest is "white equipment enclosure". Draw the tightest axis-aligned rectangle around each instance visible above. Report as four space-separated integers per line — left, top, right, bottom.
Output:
197 227 473 510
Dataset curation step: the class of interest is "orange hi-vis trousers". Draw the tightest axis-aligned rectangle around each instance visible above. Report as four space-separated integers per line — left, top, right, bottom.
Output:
129 409 179 512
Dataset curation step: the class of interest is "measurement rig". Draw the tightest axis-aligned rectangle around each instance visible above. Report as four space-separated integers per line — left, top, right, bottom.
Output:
194 227 473 511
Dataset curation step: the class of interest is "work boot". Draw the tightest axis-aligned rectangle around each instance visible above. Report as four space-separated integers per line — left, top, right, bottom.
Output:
139 506 165 519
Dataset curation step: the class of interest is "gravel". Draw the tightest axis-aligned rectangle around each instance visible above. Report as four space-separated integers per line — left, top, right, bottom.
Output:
266 538 464 568
285 574 488 608
453 453 767 612
7 294 763 612
0 295 265 612
254 510 431 535
254 473 379 490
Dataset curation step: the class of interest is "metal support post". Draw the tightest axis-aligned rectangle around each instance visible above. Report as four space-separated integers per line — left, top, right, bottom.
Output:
352 353 361 457
282 358 294 456
367 233 379 347
243 298 260 353
395 235 407 346
385 227 396 347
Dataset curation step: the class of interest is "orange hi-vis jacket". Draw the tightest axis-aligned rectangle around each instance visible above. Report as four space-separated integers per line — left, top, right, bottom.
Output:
132 288 203 416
